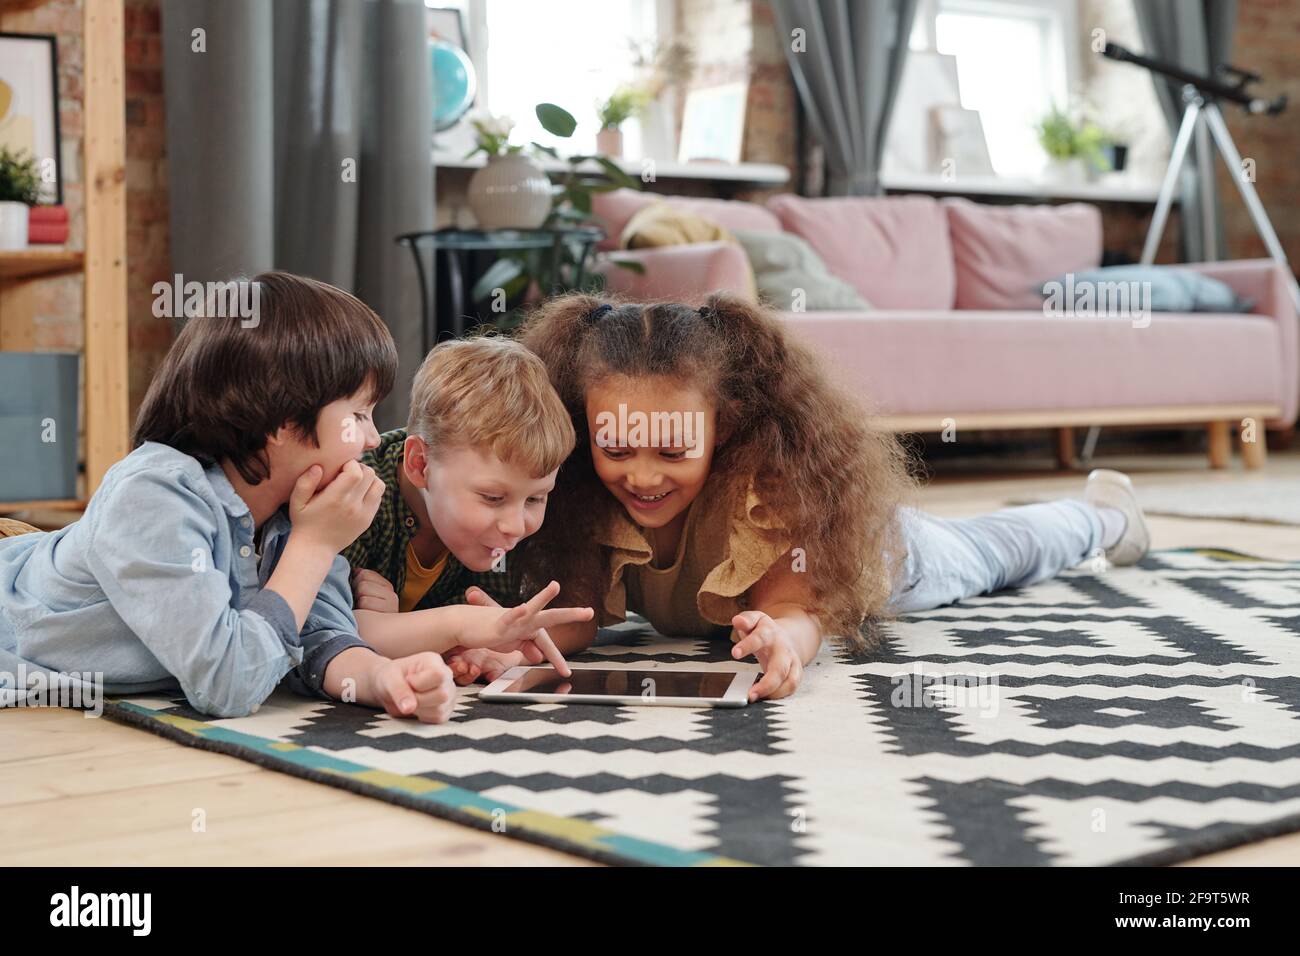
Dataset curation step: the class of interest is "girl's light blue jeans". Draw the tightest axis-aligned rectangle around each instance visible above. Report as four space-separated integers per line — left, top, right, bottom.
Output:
887 501 1104 614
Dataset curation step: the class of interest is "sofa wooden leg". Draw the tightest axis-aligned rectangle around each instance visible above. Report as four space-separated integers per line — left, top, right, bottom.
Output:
1207 421 1231 469
1055 427 1077 470
1240 429 1267 470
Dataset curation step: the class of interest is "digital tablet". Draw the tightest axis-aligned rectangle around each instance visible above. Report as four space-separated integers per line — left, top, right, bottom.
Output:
479 664 755 707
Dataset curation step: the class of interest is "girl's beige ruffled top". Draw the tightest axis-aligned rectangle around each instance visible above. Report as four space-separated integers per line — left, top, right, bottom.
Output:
592 474 792 637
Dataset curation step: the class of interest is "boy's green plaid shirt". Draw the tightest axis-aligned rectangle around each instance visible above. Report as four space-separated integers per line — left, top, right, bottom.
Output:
342 429 525 610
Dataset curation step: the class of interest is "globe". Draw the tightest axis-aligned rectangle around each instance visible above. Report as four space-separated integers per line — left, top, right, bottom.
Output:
431 40 476 132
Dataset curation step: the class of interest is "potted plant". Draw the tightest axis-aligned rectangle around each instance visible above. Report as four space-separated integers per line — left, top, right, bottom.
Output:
1097 119 1132 174
469 102 645 327
464 113 553 230
1035 106 1109 184
0 147 41 251
595 84 650 158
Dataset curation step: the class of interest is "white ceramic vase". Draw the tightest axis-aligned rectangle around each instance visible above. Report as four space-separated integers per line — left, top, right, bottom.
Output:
0 201 29 250
467 153 552 230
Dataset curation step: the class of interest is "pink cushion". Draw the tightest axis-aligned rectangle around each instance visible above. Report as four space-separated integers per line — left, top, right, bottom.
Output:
944 197 1102 310
782 310 1286 418
595 241 755 304
766 194 955 309
590 188 782 252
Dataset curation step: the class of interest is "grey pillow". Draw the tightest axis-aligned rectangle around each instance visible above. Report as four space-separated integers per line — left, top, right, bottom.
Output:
1042 265 1254 313
732 229 871 311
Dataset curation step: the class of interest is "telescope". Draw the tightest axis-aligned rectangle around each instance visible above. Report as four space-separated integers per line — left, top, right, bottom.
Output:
1076 37 1299 465
1095 39 1297 306
1102 42 1286 115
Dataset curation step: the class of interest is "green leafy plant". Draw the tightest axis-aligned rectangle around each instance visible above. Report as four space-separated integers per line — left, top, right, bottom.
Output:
596 85 650 131
0 147 42 205
1035 106 1110 171
469 102 645 328
593 36 695 133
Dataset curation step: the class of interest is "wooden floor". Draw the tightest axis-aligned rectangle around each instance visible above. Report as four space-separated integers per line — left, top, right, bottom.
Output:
3 448 1299 866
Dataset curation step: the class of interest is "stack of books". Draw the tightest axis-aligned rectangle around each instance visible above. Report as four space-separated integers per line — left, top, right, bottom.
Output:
28 205 69 245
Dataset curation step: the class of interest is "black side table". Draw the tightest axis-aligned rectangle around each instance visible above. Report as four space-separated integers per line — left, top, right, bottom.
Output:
396 226 606 352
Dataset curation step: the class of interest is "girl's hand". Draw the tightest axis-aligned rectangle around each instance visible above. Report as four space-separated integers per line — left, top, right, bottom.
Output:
445 647 527 685
731 610 804 702
372 652 456 723
289 460 386 554
456 581 584 678
352 568 399 613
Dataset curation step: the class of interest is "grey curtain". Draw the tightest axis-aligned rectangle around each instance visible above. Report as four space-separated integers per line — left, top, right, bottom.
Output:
770 0 918 195
1134 0 1237 262
162 0 433 430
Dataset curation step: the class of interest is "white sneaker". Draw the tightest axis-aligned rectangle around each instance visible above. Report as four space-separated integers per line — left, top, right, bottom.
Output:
1083 469 1150 567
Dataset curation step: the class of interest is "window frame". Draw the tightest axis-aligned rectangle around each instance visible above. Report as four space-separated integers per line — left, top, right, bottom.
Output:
431 0 676 160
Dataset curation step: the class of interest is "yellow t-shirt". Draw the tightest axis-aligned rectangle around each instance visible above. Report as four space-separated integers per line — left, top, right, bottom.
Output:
399 543 450 612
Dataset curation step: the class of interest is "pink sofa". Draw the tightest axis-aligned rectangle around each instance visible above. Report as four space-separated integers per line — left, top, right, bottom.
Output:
592 189 1298 469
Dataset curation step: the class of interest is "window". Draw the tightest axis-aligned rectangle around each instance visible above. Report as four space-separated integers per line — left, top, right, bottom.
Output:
432 0 664 157
932 0 1074 177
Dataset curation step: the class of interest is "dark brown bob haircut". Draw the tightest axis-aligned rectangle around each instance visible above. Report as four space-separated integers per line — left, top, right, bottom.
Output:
132 271 398 484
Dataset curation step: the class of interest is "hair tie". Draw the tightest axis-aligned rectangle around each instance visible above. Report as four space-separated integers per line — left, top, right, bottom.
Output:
585 303 613 323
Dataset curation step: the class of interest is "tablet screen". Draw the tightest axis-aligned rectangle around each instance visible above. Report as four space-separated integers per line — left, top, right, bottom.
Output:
504 668 735 700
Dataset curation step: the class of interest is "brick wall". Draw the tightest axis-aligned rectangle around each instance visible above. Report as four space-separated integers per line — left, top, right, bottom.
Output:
1222 0 1299 265
9 0 170 423
123 0 171 416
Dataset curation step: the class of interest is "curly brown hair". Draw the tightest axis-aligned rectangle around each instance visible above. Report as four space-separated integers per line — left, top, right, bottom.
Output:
514 291 916 650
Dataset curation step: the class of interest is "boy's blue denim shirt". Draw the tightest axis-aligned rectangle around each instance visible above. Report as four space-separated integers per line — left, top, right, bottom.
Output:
0 441 372 717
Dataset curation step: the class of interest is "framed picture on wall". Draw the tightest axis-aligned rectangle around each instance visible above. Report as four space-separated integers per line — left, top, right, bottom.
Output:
678 82 747 165
884 50 961 176
0 32 62 205
929 104 994 177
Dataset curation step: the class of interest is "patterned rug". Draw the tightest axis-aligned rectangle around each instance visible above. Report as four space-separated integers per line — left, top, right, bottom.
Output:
102 549 1300 866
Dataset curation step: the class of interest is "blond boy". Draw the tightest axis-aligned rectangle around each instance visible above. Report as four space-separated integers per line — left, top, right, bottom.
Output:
343 337 589 675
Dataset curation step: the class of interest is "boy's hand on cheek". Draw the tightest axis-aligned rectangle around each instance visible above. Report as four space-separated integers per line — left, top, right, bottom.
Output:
372 652 456 723
289 460 386 554
731 611 804 702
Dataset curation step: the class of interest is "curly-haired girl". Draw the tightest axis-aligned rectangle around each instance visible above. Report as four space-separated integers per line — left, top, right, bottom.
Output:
457 293 1147 702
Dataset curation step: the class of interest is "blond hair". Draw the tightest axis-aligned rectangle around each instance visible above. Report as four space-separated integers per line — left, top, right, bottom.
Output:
407 335 575 477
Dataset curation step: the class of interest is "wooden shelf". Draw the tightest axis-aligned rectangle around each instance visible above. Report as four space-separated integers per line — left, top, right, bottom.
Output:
0 249 84 282
0 0 127 510
435 150 792 187
0 0 62 11
0 499 86 512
